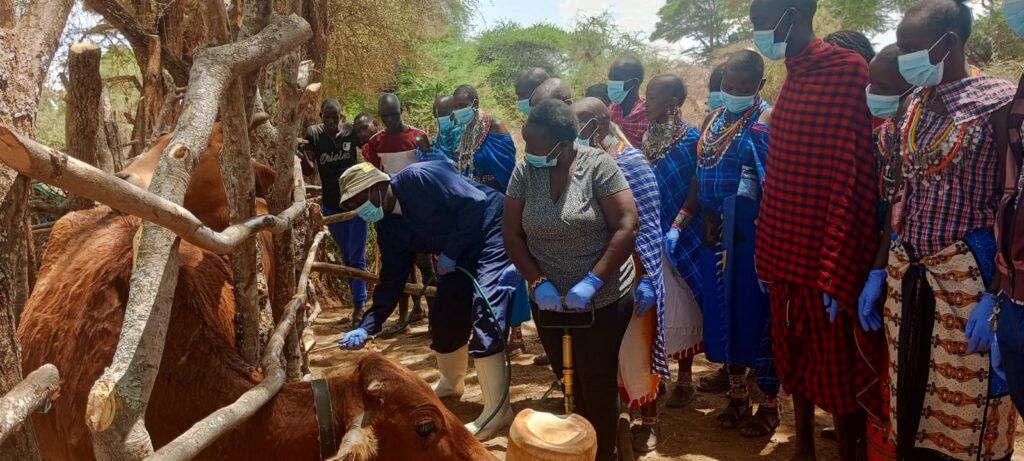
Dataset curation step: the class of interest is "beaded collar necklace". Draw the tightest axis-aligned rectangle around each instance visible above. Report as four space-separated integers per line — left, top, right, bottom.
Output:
900 89 982 189
696 103 759 169
643 107 688 163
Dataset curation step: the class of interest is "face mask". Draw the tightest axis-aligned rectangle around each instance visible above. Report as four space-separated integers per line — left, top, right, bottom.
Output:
600 134 618 150
607 80 635 104
1007 0 1024 37
452 105 477 126
722 91 757 114
437 115 455 134
525 142 562 168
864 85 914 119
356 189 385 223
576 118 597 147
517 99 532 114
753 8 794 61
898 34 950 88
707 91 725 110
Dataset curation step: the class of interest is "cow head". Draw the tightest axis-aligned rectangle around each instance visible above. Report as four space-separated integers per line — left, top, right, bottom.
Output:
331 353 497 461
116 125 278 231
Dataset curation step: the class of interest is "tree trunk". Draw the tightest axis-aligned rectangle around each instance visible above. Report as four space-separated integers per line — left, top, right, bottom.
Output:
82 16 312 459
66 42 104 210
0 0 75 458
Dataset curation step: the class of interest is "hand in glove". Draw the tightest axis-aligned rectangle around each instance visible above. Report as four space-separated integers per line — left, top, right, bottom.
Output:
437 253 456 276
965 292 996 353
338 328 369 350
566 272 604 311
824 292 840 323
857 269 886 332
533 280 563 312
498 265 523 288
634 276 657 316
665 228 681 257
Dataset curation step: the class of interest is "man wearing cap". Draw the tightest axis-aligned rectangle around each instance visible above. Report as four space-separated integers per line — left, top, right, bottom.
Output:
336 158 517 440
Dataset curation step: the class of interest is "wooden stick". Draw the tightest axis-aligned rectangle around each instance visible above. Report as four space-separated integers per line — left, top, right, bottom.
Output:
84 15 313 460
0 364 59 444
65 41 103 211
321 210 357 225
311 262 438 297
148 225 327 460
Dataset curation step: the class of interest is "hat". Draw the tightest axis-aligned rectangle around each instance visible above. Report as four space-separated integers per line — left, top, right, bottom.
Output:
338 163 390 205
506 409 596 461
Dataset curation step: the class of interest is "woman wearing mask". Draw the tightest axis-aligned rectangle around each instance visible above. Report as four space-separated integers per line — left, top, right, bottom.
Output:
336 158 517 440
503 99 639 461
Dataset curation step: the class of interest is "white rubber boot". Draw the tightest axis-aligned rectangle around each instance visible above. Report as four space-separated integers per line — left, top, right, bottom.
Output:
431 345 468 399
465 352 514 439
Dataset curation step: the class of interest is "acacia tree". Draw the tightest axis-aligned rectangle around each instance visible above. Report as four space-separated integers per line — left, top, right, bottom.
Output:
651 0 750 62
0 0 76 458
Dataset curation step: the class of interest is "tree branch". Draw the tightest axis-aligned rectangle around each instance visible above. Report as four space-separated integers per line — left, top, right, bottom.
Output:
0 364 59 444
83 0 191 84
83 15 312 459
66 42 104 210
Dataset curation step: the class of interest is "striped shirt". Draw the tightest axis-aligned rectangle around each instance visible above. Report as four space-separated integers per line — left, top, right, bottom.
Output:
898 76 1015 257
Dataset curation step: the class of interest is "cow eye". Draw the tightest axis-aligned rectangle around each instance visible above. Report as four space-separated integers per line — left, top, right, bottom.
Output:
415 419 437 437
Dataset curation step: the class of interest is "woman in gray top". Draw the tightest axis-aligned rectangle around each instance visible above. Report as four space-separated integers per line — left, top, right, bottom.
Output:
502 99 639 461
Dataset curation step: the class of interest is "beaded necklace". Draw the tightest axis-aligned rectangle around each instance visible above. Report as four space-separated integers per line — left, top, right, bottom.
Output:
900 89 982 189
875 119 902 203
696 104 759 169
456 112 491 177
643 107 689 163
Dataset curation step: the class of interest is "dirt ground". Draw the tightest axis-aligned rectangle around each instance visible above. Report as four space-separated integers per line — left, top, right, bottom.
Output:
308 303 1024 461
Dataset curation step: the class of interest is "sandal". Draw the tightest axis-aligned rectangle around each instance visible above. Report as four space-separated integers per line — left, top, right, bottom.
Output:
666 383 696 408
696 366 730 393
507 326 527 358
740 405 781 438
717 398 752 430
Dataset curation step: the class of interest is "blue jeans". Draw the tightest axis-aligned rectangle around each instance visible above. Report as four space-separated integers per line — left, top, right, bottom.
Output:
323 205 368 308
998 295 1024 416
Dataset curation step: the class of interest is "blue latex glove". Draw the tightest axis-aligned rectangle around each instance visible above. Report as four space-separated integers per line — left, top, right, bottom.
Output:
857 269 886 332
992 333 1006 380
533 280 563 312
665 228 681 257
566 272 604 311
498 265 523 288
634 276 657 316
338 328 369 350
438 253 456 276
823 292 840 323
965 292 996 353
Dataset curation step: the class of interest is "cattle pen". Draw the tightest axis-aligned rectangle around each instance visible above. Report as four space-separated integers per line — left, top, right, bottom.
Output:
0 8 417 459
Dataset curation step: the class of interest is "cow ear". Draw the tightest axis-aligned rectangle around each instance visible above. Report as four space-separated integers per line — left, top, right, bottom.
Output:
251 162 277 199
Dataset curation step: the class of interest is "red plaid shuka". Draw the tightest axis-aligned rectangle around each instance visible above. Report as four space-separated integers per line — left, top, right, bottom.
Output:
756 39 879 309
610 96 650 148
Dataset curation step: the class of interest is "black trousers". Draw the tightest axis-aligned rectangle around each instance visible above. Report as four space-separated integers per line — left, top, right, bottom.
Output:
532 293 632 461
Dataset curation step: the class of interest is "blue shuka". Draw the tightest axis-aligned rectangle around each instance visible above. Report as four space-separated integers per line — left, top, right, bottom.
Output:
651 126 704 302
693 103 778 394
616 147 670 379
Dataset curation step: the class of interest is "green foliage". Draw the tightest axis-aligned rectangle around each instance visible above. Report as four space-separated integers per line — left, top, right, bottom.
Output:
651 0 751 63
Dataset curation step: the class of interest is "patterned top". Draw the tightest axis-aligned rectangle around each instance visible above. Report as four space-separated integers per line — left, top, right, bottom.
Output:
897 76 1015 257
696 101 771 214
755 39 878 309
648 126 704 299
610 96 651 147
614 146 669 378
506 146 636 308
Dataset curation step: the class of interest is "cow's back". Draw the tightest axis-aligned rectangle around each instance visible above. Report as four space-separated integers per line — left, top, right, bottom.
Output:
18 207 256 460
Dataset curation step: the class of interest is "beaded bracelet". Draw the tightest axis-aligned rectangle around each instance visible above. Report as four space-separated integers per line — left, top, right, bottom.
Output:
529 275 549 291
671 208 695 230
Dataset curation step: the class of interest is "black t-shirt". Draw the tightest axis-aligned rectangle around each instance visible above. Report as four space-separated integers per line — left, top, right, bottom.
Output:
304 123 361 209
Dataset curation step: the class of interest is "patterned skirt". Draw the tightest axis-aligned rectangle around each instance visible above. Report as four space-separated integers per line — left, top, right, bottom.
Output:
885 241 1017 460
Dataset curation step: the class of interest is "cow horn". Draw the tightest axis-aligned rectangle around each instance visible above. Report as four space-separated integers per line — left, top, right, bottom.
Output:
331 415 378 461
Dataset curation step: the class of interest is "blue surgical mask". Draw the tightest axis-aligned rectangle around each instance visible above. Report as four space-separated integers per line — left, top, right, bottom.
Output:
753 8 794 61
722 91 757 114
356 191 385 223
576 118 597 147
865 85 914 119
525 142 562 168
1007 0 1024 37
607 80 636 104
452 105 477 126
707 91 725 110
898 34 950 88
517 99 532 114
437 115 455 133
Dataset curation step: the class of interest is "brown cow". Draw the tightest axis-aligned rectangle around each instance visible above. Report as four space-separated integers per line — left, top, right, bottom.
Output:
18 128 497 460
